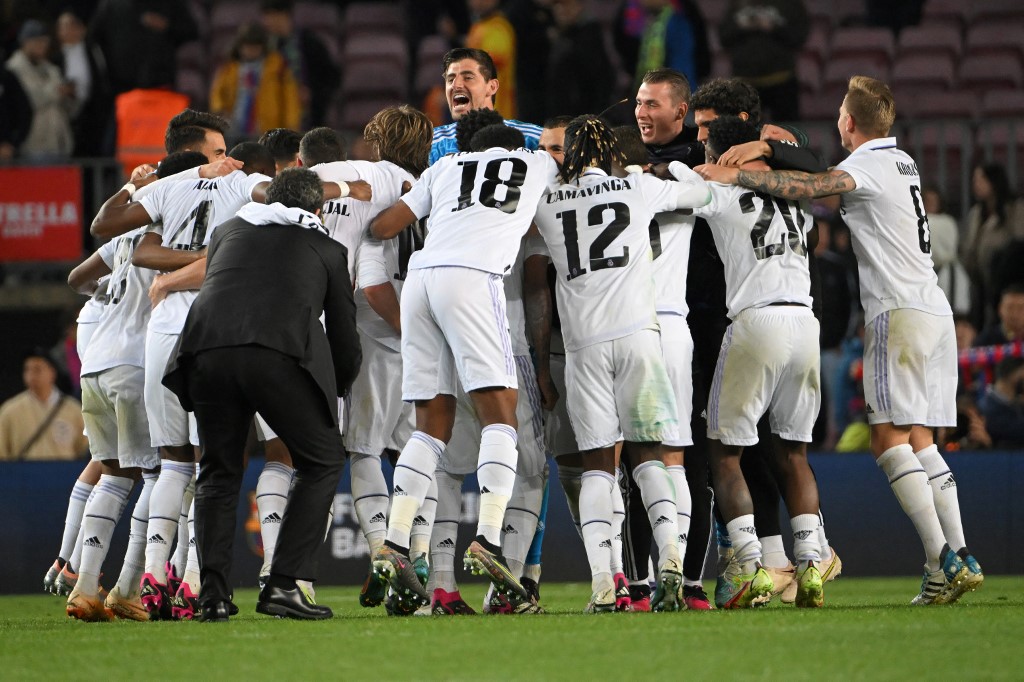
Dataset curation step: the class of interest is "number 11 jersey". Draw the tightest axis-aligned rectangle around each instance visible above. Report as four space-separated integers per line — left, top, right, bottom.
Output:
835 137 951 322
533 169 681 351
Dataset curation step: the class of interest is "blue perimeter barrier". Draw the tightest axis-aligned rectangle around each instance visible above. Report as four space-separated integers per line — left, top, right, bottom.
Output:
3 452 1021 594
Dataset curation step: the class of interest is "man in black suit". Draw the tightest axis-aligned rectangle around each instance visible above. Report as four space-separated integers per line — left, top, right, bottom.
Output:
164 168 361 621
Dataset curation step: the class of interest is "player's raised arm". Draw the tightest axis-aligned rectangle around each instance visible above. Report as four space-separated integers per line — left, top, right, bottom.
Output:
695 164 857 201
67 251 112 294
132 231 205 271
90 177 160 239
666 161 712 209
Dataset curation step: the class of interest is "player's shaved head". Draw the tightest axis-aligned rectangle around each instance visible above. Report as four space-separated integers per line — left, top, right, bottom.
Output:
299 127 346 167
229 141 277 177
706 116 760 162
364 105 433 176
456 108 504 152
266 167 323 214
157 151 207 178
470 124 525 152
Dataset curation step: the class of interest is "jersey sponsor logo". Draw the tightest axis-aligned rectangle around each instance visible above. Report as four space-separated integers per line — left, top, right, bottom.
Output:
544 178 632 204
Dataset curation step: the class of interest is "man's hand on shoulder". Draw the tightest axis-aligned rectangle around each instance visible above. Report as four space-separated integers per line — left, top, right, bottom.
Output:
348 180 372 202
694 164 739 184
717 141 772 168
200 157 244 178
129 164 157 183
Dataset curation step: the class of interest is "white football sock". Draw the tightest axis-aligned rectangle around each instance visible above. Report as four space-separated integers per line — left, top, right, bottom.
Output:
557 464 584 537
430 470 464 593
77 474 134 596
790 514 822 563
183 499 200 592
633 460 681 568
502 472 544 579
410 476 438 560
386 432 443 550
115 472 156 598
666 464 691 564
818 511 832 561
145 460 195 581
475 424 518 547
256 461 293 576
580 470 615 593
878 444 945 572
916 444 967 552
59 480 94 563
172 472 195 575
68 526 86 574
610 473 626 575
725 514 761 565
350 452 389 554
760 534 790 568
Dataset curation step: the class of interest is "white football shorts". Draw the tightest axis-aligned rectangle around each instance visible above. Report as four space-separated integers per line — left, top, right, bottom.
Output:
144 328 197 448
81 364 159 470
658 313 694 448
344 331 414 455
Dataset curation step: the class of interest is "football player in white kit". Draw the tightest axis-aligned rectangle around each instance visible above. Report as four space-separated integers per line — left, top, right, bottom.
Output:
698 76 983 605
692 116 825 609
368 112 559 611
531 115 711 612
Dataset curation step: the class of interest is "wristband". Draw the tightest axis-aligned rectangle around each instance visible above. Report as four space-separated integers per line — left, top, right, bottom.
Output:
337 181 350 198
121 182 137 198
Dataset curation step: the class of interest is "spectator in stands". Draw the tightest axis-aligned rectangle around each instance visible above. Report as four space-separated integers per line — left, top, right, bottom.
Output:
505 0 552 124
0 61 32 161
962 162 1024 330
89 0 197 94
53 9 111 158
924 185 970 315
210 23 301 143
718 0 808 122
545 0 614 118
466 0 518 117
5 19 74 160
865 0 924 35
634 0 709 90
260 0 340 129
975 284 1024 347
0 349 87 461
259 127 301 174
815 213 855 447
955 314 978 352
978 357 1024 449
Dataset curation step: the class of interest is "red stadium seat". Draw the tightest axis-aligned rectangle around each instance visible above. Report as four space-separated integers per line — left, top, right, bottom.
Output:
981 89 1024 117
965 22 1024 63
822 56 889 94
340 62 407 100
176 41 206 72
830 27 895 64
344 2 405 33
797 53 821 93
344 34 408 72
972 0 1024 25
892 54 956 98
802 27 830 65
339 97 405 131
921 0 970 30
958 55 1024 93
834 0 867 26
175 69 208 111
293 2 341 33
897 24 962 61
210 1 260 34
899 91 975 120
799 91 840 121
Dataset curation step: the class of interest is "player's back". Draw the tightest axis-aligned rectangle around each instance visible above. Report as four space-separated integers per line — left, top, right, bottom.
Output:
695 183 812 320
534 169 678 350
405 147 557 275
650 210 696 316
835 138 951 321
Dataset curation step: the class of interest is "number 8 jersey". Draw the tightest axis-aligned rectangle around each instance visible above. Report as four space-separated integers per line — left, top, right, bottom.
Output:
835 136 951 322
401 147 558 275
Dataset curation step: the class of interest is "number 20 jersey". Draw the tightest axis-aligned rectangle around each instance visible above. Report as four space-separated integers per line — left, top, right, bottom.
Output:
835 137 951 322
401 147 558 275
533 169 681 351
693 183 813 320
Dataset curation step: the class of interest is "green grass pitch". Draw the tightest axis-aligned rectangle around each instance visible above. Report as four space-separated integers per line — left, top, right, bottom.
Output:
3 577 1022 680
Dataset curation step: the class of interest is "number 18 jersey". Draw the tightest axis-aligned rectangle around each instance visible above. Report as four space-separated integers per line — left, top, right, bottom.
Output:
835 137 951 322
533 169 681 351
401 147 558 275
693 183 813 320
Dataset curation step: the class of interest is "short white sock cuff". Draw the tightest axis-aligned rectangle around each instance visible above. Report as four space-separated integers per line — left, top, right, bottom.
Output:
96 474 134 497
70 480 94 503
582 470 615 488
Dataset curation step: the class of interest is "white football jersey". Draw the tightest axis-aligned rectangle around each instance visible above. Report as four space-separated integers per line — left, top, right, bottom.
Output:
81 227 155 374
401 147 558 275
137 170 269 334
311 159 385 283
76 285 108 325
504 245 529 356
836 137 952 322
693 183 813 320
533 169 680 350
651 211 696 316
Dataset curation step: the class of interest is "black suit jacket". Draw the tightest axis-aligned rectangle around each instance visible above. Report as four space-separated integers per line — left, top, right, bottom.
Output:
164 216 361 425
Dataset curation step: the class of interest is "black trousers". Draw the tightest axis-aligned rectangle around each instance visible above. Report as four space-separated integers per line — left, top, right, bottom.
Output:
186 346 345 607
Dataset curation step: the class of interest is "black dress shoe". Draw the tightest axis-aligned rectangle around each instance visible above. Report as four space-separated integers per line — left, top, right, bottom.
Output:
256 585 333 620
199 601 231 622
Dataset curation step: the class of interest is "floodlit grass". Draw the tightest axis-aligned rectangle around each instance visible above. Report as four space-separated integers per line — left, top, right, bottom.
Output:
3 577 1022 680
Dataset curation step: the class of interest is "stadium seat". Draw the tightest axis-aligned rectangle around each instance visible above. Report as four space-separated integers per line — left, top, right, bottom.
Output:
834 0 867 27
344 34 408 72
339 97 405 131
971 0 1024 25
965 22 1024 63
294 2 341 33
899 91 975 120
344 2 405 33
906 122 973 199
892 54 956 98
830 27 895 64
897 24 962 61
802 27 830 65
417 35 450 69
175 69 208 111
981 89 1024 117
341 62 407 100
799 91 839 122
976 121 1024 179
921 0 970 30
210 1 260 34
957 55 1024 93
797 53 822 93
822 56 889 95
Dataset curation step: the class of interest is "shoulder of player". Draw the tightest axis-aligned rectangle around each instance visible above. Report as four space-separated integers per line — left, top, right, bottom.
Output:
505 119 542 138
432 123 457 141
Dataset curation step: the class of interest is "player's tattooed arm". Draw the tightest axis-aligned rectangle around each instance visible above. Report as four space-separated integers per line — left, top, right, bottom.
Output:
734 168 856 199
